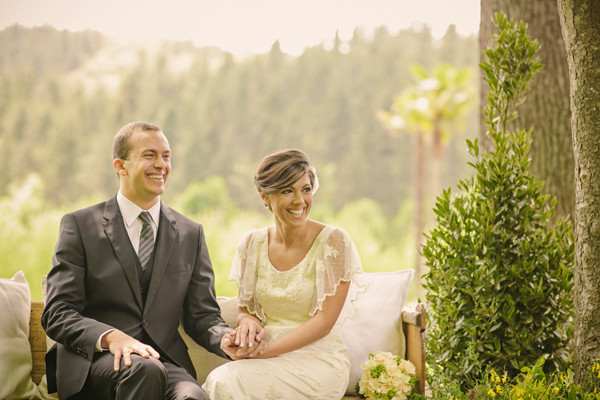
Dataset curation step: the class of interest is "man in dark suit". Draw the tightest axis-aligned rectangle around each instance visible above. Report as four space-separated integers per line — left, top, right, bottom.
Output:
42 121 261 399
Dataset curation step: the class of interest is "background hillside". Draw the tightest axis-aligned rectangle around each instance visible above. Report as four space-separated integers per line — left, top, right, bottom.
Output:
0 24 478 297
0 24 477 214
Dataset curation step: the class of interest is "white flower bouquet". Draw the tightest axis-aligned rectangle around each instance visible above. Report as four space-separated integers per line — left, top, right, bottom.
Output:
356 351 417 400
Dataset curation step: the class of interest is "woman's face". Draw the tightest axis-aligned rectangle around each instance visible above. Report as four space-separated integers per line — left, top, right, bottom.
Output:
262 173 313 228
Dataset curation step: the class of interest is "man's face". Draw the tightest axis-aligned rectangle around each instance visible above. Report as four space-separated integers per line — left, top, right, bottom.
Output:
115 129 171 209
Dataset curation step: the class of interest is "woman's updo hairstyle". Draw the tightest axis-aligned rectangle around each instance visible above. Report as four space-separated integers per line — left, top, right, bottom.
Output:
254 149 319 195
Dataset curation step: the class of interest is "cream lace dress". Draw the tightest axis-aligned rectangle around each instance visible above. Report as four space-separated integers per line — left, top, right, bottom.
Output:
203 225 362 400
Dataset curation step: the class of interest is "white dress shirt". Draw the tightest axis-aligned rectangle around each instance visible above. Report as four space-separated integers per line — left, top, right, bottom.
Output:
116 191 160 251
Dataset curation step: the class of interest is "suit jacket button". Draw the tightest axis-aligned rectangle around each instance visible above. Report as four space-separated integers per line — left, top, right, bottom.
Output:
143 320 149 326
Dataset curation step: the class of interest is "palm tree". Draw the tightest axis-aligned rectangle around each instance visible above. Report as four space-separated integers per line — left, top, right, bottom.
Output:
379 63 474 289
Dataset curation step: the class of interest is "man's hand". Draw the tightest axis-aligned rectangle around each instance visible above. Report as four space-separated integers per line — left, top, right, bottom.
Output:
102 330 160 371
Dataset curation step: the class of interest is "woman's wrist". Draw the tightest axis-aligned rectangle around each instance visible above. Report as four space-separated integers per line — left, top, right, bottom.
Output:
237 312 261 327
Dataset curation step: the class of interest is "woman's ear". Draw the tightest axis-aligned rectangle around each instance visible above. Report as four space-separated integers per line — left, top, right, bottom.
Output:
260 193 271 210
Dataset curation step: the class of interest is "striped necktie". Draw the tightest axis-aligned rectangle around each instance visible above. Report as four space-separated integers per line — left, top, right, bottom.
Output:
138 211 154 270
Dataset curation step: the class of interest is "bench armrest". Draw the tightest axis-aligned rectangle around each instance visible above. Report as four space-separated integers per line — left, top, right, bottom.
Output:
29 301 46 385
402 303 427 394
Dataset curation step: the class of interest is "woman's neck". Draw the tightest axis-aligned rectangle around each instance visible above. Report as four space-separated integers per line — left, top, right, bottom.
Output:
272 220 311 249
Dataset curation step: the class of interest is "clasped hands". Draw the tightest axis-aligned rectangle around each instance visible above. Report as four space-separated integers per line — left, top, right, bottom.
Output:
220 314 267 360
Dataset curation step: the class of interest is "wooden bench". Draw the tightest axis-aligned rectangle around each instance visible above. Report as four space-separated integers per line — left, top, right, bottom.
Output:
29 301 427 397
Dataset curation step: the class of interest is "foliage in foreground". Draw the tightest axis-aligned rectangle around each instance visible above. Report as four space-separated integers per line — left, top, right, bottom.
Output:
427 355 600 400
422 12 574 385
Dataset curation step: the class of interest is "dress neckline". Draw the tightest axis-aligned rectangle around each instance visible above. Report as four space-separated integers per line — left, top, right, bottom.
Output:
266 225 331 272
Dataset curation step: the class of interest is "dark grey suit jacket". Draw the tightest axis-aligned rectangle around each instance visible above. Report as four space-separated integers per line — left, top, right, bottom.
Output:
41 196 231 399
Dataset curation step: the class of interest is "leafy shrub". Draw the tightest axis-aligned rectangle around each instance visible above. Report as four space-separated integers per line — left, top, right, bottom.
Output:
422 12 574 385
427 356 600 400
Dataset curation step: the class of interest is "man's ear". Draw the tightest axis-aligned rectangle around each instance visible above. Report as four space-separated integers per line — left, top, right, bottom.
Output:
113 158 127 176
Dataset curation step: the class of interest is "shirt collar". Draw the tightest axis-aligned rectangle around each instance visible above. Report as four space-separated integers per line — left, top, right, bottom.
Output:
116 191 161 228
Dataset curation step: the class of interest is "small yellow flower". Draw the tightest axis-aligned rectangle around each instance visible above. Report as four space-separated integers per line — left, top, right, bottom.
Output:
488 389 496 397
502 375 507 384
553 387 560 394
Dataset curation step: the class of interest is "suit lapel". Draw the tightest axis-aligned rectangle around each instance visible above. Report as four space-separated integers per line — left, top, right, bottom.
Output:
144 203 177 312
103 196 144 309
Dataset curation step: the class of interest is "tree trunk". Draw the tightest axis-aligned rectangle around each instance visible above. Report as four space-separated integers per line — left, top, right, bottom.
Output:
415 132 426 289
479 0 575 221
431 121 442 204
557 0 600 383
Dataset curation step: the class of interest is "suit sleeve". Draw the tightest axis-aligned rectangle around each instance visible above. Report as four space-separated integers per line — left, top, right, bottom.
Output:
182 224 233 358
41 213 115 362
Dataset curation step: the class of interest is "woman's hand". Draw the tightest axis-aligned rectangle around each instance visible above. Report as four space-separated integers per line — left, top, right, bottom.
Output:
220 329 268 360
235 312 266 349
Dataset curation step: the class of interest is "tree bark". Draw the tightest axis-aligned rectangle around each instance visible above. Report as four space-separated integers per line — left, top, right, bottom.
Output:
479 0 575 221
557 0 600 383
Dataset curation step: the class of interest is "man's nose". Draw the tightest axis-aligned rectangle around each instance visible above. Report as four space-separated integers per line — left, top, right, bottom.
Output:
154 156 166 168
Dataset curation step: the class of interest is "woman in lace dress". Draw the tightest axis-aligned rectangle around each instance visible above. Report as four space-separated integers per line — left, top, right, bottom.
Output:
203 149 362 400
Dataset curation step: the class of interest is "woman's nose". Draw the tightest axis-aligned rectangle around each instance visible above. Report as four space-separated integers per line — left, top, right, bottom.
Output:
292 192 304 203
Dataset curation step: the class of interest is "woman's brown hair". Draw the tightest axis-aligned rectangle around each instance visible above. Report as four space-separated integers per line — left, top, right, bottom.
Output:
254 149 318 195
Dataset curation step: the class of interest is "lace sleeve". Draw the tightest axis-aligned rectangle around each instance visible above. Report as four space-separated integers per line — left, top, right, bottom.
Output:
229 229 265 322
310 227 363 316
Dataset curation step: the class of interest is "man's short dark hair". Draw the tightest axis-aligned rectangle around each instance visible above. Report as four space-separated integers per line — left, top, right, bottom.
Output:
113 121 161 160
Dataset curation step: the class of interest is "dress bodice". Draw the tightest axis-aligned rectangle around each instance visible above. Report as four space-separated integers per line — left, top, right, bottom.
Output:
231 225 362 324
255 232 321 327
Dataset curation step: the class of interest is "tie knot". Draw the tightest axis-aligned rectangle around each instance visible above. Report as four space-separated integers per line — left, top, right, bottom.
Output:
139 211 152 226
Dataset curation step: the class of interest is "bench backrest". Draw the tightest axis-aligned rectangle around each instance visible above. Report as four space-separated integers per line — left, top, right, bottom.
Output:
29 301 427 394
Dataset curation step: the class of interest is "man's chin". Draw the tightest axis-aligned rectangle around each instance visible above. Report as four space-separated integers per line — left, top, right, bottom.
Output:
150 182 166 193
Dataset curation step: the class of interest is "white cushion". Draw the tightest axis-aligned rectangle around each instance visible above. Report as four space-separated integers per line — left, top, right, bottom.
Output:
180 296 238 383
215 296 239 327
338 270 415 394
0 271 41 399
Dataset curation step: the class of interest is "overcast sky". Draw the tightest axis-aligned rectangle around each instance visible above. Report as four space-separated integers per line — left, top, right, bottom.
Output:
0 0 480 55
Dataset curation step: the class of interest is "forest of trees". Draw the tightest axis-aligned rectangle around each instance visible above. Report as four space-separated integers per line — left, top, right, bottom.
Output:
0 24 478 215
0 23 479 300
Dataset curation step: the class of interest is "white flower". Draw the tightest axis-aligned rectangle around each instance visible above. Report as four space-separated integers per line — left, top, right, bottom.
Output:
356 352 417 400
